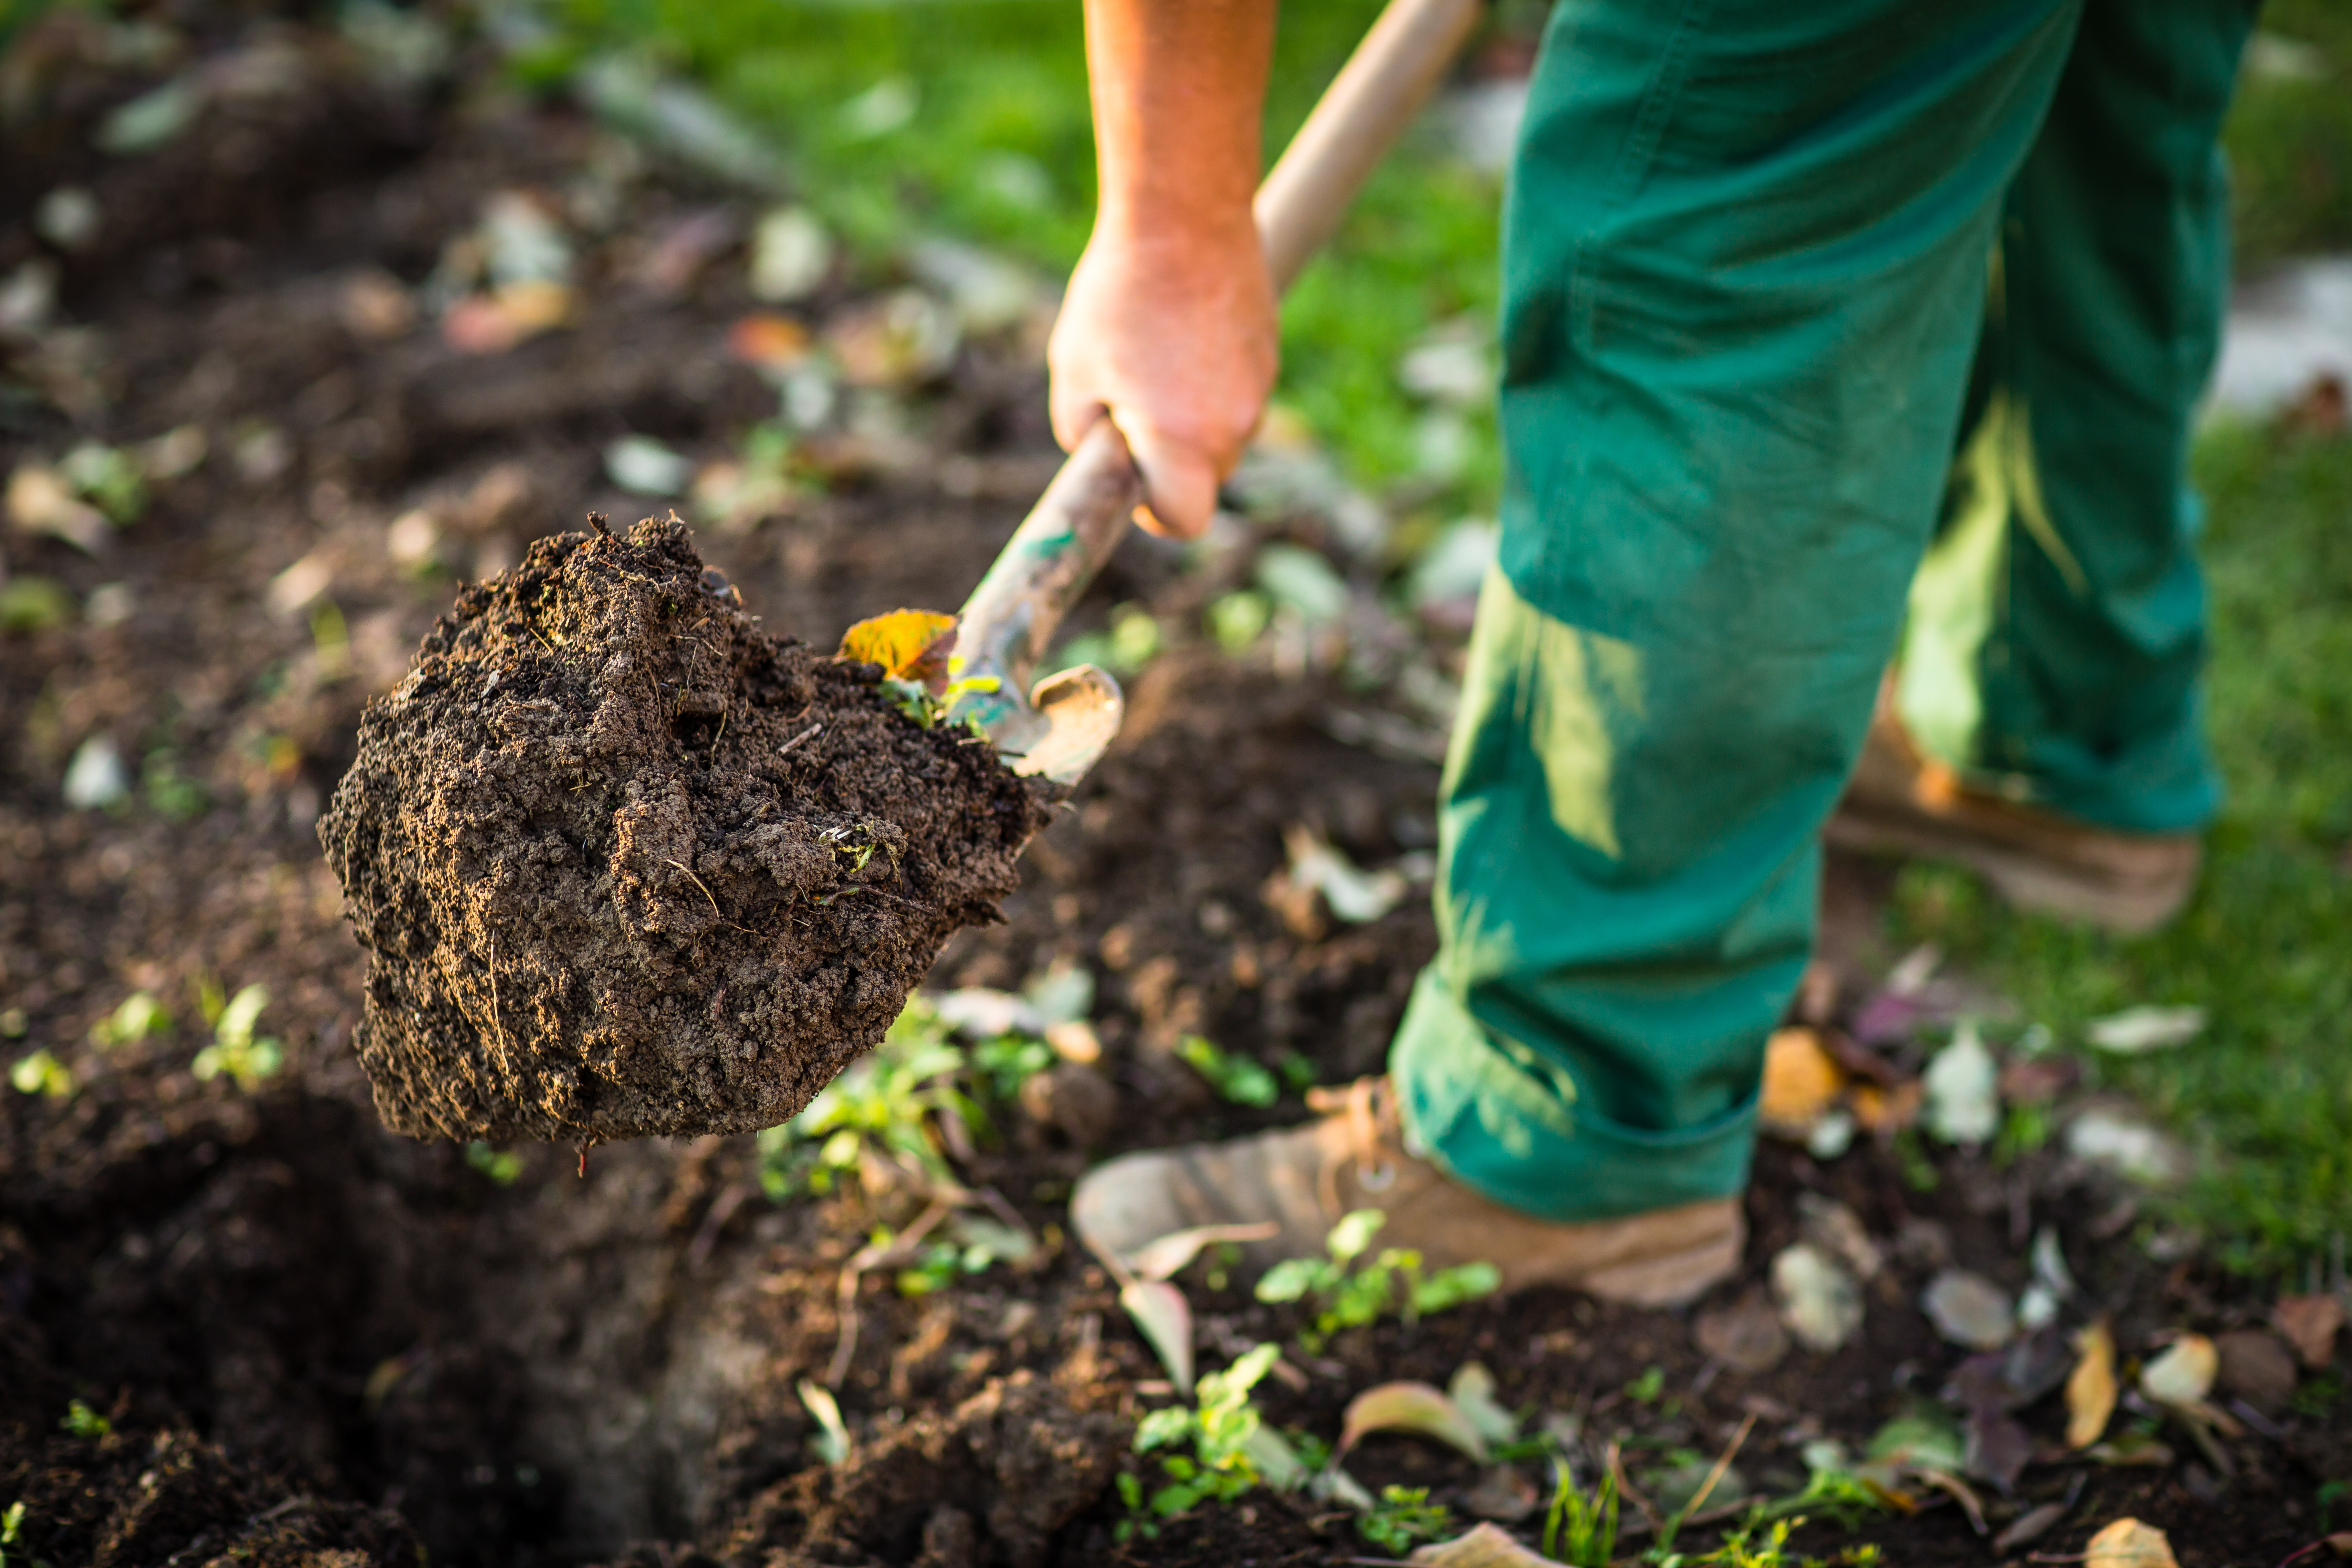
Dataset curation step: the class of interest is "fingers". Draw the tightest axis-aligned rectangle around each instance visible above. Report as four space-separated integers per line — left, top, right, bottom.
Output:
1112 411 1221 540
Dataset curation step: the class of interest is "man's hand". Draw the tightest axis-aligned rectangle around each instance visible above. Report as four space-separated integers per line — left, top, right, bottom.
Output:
1051 0 1279 540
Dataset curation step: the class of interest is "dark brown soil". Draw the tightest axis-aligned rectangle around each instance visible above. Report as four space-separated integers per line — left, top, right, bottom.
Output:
0 7 2342 1568
319 516 1051 1144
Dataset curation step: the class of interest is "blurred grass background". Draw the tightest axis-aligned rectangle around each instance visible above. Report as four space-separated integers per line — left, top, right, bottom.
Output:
520 0 2352 1268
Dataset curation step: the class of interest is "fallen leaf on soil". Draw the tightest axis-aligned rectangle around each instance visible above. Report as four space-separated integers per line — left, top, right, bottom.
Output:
2085 1005 2207 1054
1849 1078 1924 1134
1339 1381 1490 1463
750 206 833 303
1408 1521 1555 1567
2085 1517 2178 1568
1760 1026 1845 1138
727 312 813 372
2140 1334 2217 1407
1448 1361 1521 1446
1993 1488 2080 1552
2064 1109 2188 1186
7 463 108 552
1923 1270 2015 1350
2067 1321 2119 1448
1923 1022 2000 1146
1695 1287 1791 1374
1118 1278 1193 1391
1280 824 1407 925
2214 1328 2298 1413
1913 1466 1989 1531
1797 1193 1884 1281
1772 1242 1863 1353
1312 1461 1376 1511
837 608 958 683
604 433 691 496
2275 1293 2345 1368
1461 1463 1539 1523
1867 1409 1966 1473
1948 1327 2071 1414
1962 1405 2032 1493
1123 1221 1281 1284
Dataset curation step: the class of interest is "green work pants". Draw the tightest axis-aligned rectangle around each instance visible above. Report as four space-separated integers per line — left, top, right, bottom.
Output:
1391 0 2252 1223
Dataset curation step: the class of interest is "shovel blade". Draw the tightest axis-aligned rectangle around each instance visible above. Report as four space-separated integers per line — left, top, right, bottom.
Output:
1009 664 1123 785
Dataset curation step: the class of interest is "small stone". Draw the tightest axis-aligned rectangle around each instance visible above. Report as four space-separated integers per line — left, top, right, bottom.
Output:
1922 1269 2015 1350
1771 1242 1862 1353
1695 1288 1791 1374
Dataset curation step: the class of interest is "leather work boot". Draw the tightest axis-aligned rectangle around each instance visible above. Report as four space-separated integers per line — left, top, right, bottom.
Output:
1826 692 2200 935
1070 1077 1743 1308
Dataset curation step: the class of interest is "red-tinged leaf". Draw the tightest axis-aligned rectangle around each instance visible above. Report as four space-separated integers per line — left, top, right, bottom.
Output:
1339 1381 1490 1463
1118 1278 1192 1392
727 312 813 371
1124 1221 1280 1283
837 608 957 682
1405 1521 1557 1566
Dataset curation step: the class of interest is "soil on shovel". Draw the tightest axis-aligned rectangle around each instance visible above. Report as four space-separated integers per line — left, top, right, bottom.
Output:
318 515 1054 1144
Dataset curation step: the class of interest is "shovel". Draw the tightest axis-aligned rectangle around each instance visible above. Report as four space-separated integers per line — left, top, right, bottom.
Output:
948 0 1487 784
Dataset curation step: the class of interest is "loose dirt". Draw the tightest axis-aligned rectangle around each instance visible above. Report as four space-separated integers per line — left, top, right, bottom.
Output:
320 516 1052 1144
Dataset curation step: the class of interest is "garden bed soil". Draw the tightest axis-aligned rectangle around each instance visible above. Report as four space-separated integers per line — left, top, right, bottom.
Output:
321 515 1051 1145
0 9 2343 1568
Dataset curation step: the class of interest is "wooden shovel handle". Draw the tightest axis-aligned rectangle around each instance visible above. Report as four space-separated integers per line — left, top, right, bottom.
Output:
955 0 1487 687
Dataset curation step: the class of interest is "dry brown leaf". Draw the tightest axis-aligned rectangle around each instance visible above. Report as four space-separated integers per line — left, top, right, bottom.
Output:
2067 1320 2118 1449
1849 1078 1924 1134
1339 1381 1490 1463
2215 1328 2299 1413
2275 1294 2345 1370
1408 1521 1555 1566
2085 1517 2178 1568
2140 1334 2217 1407
1695 1287 1791 1374
1760 1026 1845 1137
837 608 957 683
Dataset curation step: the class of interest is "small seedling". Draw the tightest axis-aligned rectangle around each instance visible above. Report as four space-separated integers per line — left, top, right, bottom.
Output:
466 1143 523 1185
0 1500 24 1567
1357 1485 1450 1553
1176 1034 1277 1107
60 1400 109 1439
1254 1209 1501 1352
8 1050 76 1102
1543 1459 1619 1568
91 991 171 1049
1122 1342 1298 1541
191 984 282 1092
1625 1364 1666 1405
756 995 972 1200
141 748 208 822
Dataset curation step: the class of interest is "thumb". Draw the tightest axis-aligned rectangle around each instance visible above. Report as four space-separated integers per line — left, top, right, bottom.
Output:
1111 411 1221 541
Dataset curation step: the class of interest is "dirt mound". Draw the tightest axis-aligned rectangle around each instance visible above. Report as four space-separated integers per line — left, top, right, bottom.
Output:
318 517 1054 1144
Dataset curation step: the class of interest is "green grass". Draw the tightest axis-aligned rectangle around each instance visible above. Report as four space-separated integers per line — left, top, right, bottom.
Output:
536 3 2352 1267
1893 422 2352 1272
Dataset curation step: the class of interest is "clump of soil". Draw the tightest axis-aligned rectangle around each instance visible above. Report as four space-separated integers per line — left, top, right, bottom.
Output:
318 516 1054 1145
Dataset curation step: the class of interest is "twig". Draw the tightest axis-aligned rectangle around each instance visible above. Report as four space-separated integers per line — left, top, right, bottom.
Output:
778 722 823 757
1682 1411 1757 1521
1609 1440 1666 1543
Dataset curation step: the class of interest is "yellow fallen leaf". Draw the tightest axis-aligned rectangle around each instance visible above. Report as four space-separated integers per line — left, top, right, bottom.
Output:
2140 1333 2217 1407
1760 1026 1845 1138
837 608 957 683
2067 1319 2118 1448
1850 1078 1924 1134
2085 1517 2178 1568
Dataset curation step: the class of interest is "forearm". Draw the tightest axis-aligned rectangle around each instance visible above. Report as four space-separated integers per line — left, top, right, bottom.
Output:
1082 0 1277 250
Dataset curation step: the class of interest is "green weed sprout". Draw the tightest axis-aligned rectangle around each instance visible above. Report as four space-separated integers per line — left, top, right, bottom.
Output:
1543 1458 1619 1568
1357 1485 1450 1553
91 991 171 1049
61 1400 109 1439
756 996 973 1200
192 984 282 1092
467 1143 523 1185
0 1500 24 1567
1175 1034 1277 1107
9 1050 76 1102
1121 1343 1293 1540
1254 1209 1501 1352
